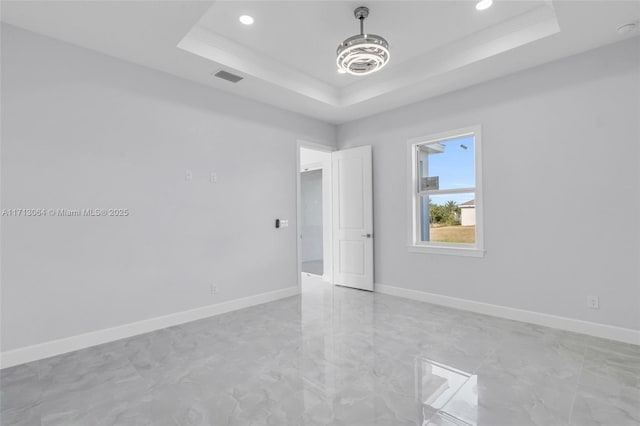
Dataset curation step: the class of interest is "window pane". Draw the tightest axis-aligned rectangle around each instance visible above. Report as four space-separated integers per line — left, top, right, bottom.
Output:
419 193 476 244
418 136 475 192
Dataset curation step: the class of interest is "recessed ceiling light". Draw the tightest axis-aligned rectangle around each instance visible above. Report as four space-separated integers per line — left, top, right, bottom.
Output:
476 0 493 11
239 15 254 25
617 23 637 35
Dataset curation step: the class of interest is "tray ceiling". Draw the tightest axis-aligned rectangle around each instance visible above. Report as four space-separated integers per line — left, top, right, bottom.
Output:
2 1 638 123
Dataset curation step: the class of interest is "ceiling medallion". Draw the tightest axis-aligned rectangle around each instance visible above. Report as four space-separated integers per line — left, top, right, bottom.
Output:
337 6 390 76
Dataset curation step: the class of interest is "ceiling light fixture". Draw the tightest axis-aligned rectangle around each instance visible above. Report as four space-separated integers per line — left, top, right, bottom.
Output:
476 0 493 11
617 22 637 35
239 15 254 25
337 6 390 76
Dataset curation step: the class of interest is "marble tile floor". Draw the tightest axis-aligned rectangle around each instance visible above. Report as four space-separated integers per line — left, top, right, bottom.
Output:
1 276 639 426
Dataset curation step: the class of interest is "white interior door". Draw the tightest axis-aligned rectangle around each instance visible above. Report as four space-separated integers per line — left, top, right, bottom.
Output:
332 145 373 291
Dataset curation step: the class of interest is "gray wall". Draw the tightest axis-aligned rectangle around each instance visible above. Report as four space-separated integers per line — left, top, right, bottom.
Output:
2 23 639 354
301 169 323 263
0 25 336 351
338 38 640 331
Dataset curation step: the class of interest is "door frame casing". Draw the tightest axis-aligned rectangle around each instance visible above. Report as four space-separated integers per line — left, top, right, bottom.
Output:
296 140 335 292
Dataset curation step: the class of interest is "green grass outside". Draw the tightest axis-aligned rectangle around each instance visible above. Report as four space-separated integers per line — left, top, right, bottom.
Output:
429 225 476 244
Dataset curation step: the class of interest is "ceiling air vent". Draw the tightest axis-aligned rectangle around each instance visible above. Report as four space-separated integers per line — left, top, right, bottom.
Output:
213 70 243 83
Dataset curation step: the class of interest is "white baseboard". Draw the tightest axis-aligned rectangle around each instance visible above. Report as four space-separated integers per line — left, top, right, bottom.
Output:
0 286 299 369
375 283 640 346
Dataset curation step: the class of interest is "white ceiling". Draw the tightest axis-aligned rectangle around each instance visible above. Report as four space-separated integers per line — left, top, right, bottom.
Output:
2 1 639 124
195 1 544 88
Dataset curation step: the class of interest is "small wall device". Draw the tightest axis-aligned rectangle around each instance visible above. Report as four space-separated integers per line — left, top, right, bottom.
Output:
275 219 289 229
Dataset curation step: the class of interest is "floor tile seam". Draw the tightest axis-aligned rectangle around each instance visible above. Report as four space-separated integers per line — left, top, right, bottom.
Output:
567 346 587 426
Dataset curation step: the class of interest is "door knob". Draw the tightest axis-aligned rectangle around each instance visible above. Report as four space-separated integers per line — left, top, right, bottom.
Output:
362 233 372 238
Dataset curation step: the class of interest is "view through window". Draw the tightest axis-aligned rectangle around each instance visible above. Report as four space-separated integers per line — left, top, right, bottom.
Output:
417 134 477 245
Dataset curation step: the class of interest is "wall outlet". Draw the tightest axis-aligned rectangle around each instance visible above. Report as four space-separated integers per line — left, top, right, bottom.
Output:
210 284 218 295
185 169 193 181
209 172 217 183
587 295 599 309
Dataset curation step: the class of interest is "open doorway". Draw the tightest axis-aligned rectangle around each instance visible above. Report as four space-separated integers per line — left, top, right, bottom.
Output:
301 168 324 275
297 142 374 292
297 143 333 286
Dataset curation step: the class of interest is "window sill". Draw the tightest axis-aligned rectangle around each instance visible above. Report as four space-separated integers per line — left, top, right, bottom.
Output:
407 245 485 258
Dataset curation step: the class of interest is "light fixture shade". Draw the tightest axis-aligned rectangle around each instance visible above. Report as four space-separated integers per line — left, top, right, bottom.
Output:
337 7 390 76
337 34 390 75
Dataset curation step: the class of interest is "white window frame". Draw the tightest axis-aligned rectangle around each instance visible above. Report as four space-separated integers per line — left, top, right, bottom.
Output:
406 125 485 257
